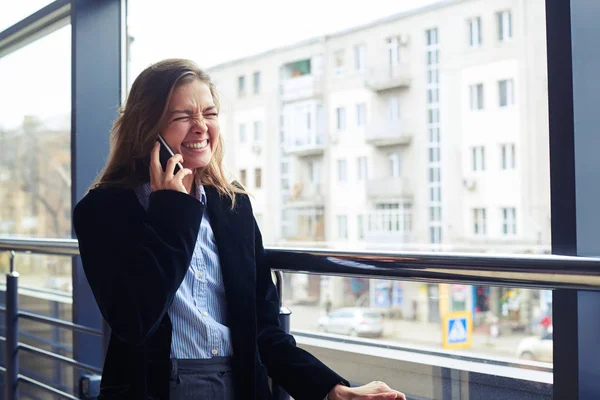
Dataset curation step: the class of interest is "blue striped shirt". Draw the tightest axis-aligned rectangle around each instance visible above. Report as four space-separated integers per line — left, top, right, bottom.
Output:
134 183 233 359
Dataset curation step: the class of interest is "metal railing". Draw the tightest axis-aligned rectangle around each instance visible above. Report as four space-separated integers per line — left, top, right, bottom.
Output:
0 238 293 400
0 250 103 400
2 237 600 399
4 237 600 289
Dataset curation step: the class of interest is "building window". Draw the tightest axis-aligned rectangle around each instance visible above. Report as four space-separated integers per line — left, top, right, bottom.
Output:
389 153 402 177
357 156 368 180
337 159 347 182
356 103 366 127
253 121 263 142
469 83 484 110
387 96 400 120
430 206 442 222
240 169 247 187
337 215 348 239
387 36 402 67
336 107 346 131
502 207 517 235
238 75 246 97
468 17 482 47
357 215 365 239
239 123 247 144
309 160 321 184
254 168 262 189
499 79 515 107
472 146 485 171
473 208 487 236
430 226 442 244
501 143 516 169
334 49 345 75
497 10 513 42
253 71 261 95
429 166 440 184
354 44 366 72
316 104 325 133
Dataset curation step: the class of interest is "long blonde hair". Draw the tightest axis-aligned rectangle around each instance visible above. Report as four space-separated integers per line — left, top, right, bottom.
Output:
92 58 244 207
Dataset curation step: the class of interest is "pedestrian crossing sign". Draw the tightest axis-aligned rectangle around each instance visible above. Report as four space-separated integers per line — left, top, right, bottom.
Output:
442 312 472 349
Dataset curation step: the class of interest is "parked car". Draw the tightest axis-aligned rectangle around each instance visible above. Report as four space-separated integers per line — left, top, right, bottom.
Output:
517 327 553 362
317 307 384 338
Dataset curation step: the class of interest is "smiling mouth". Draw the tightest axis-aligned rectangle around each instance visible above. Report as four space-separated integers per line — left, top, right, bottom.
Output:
182 139 209 150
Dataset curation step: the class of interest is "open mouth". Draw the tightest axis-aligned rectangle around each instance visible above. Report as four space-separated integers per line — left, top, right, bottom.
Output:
182 139 209 150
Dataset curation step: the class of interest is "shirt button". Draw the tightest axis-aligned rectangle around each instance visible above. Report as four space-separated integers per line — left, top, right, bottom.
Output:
197 271 203 279
202 311 208 316
212 349 218 355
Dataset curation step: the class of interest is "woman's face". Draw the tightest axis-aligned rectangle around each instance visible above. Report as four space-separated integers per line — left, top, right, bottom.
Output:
161 79 219 170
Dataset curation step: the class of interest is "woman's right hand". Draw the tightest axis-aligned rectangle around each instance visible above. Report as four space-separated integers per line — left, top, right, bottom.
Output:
149 142 193 194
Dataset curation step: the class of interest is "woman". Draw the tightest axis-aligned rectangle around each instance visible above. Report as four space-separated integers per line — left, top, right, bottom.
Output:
73 58 405 400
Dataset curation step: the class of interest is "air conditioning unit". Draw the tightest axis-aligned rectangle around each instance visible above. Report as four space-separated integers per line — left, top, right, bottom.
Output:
399 34 410 46
463 178 477 191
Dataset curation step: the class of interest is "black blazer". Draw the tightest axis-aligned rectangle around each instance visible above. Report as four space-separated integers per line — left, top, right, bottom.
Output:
73 185 347 400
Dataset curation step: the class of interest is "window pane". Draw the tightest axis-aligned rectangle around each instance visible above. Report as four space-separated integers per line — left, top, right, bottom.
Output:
0 26 71 239
0 27 73 393
0 1 55 32
253 71 261 94
127 0 551 373
283 273 552 396
255 168 262 188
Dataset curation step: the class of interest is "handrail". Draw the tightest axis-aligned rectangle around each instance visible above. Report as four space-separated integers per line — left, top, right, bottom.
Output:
18 310 104 336
3 237 600 290
18 374 79 400
0 237 80 256
17 341 103 375
268 247 600 290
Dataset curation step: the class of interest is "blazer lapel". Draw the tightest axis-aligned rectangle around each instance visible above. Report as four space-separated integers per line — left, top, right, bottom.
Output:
204 185 256 328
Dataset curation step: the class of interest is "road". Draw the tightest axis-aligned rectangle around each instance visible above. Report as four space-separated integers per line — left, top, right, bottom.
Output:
288 305 533 360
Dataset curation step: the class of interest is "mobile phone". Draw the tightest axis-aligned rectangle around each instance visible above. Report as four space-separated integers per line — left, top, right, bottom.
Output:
157 134 183 175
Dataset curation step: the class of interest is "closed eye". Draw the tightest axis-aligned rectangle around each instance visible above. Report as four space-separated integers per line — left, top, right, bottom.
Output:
173 116 190 122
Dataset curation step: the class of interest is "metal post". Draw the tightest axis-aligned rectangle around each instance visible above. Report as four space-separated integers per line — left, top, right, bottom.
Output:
273 271 291 400
51 301 62 390
5 251 19 400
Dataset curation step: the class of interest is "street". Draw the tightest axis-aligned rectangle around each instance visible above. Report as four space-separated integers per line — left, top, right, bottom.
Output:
288 305 533 360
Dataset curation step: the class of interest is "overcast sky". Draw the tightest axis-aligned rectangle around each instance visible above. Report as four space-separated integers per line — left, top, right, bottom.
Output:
0 0 440 129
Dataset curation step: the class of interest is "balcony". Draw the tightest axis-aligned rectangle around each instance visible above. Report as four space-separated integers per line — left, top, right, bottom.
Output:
281 74 323 103
365 64 411 92
364 209 411 244
281 203 325 241
286 182 325 207
366 177 412 199
284 134 325 156
365 119 412 147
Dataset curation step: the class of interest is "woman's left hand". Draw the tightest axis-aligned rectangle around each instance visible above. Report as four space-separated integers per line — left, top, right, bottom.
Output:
328 381 406 400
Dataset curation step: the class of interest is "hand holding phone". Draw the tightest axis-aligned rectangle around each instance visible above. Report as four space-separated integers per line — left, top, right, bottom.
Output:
149 136 192 193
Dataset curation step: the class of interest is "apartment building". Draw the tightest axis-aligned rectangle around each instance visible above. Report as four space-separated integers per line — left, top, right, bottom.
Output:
209 0 549 320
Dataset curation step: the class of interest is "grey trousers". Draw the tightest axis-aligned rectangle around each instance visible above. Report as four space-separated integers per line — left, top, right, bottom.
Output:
169 357 236 400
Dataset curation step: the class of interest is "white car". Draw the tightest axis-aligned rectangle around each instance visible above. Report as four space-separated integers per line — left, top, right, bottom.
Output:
517 328 553 362
317 308 384 338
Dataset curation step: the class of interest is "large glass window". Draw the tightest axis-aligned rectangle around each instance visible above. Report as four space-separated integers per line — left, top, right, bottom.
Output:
0 0 55 32
127 0 551 377
0 26 71 242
